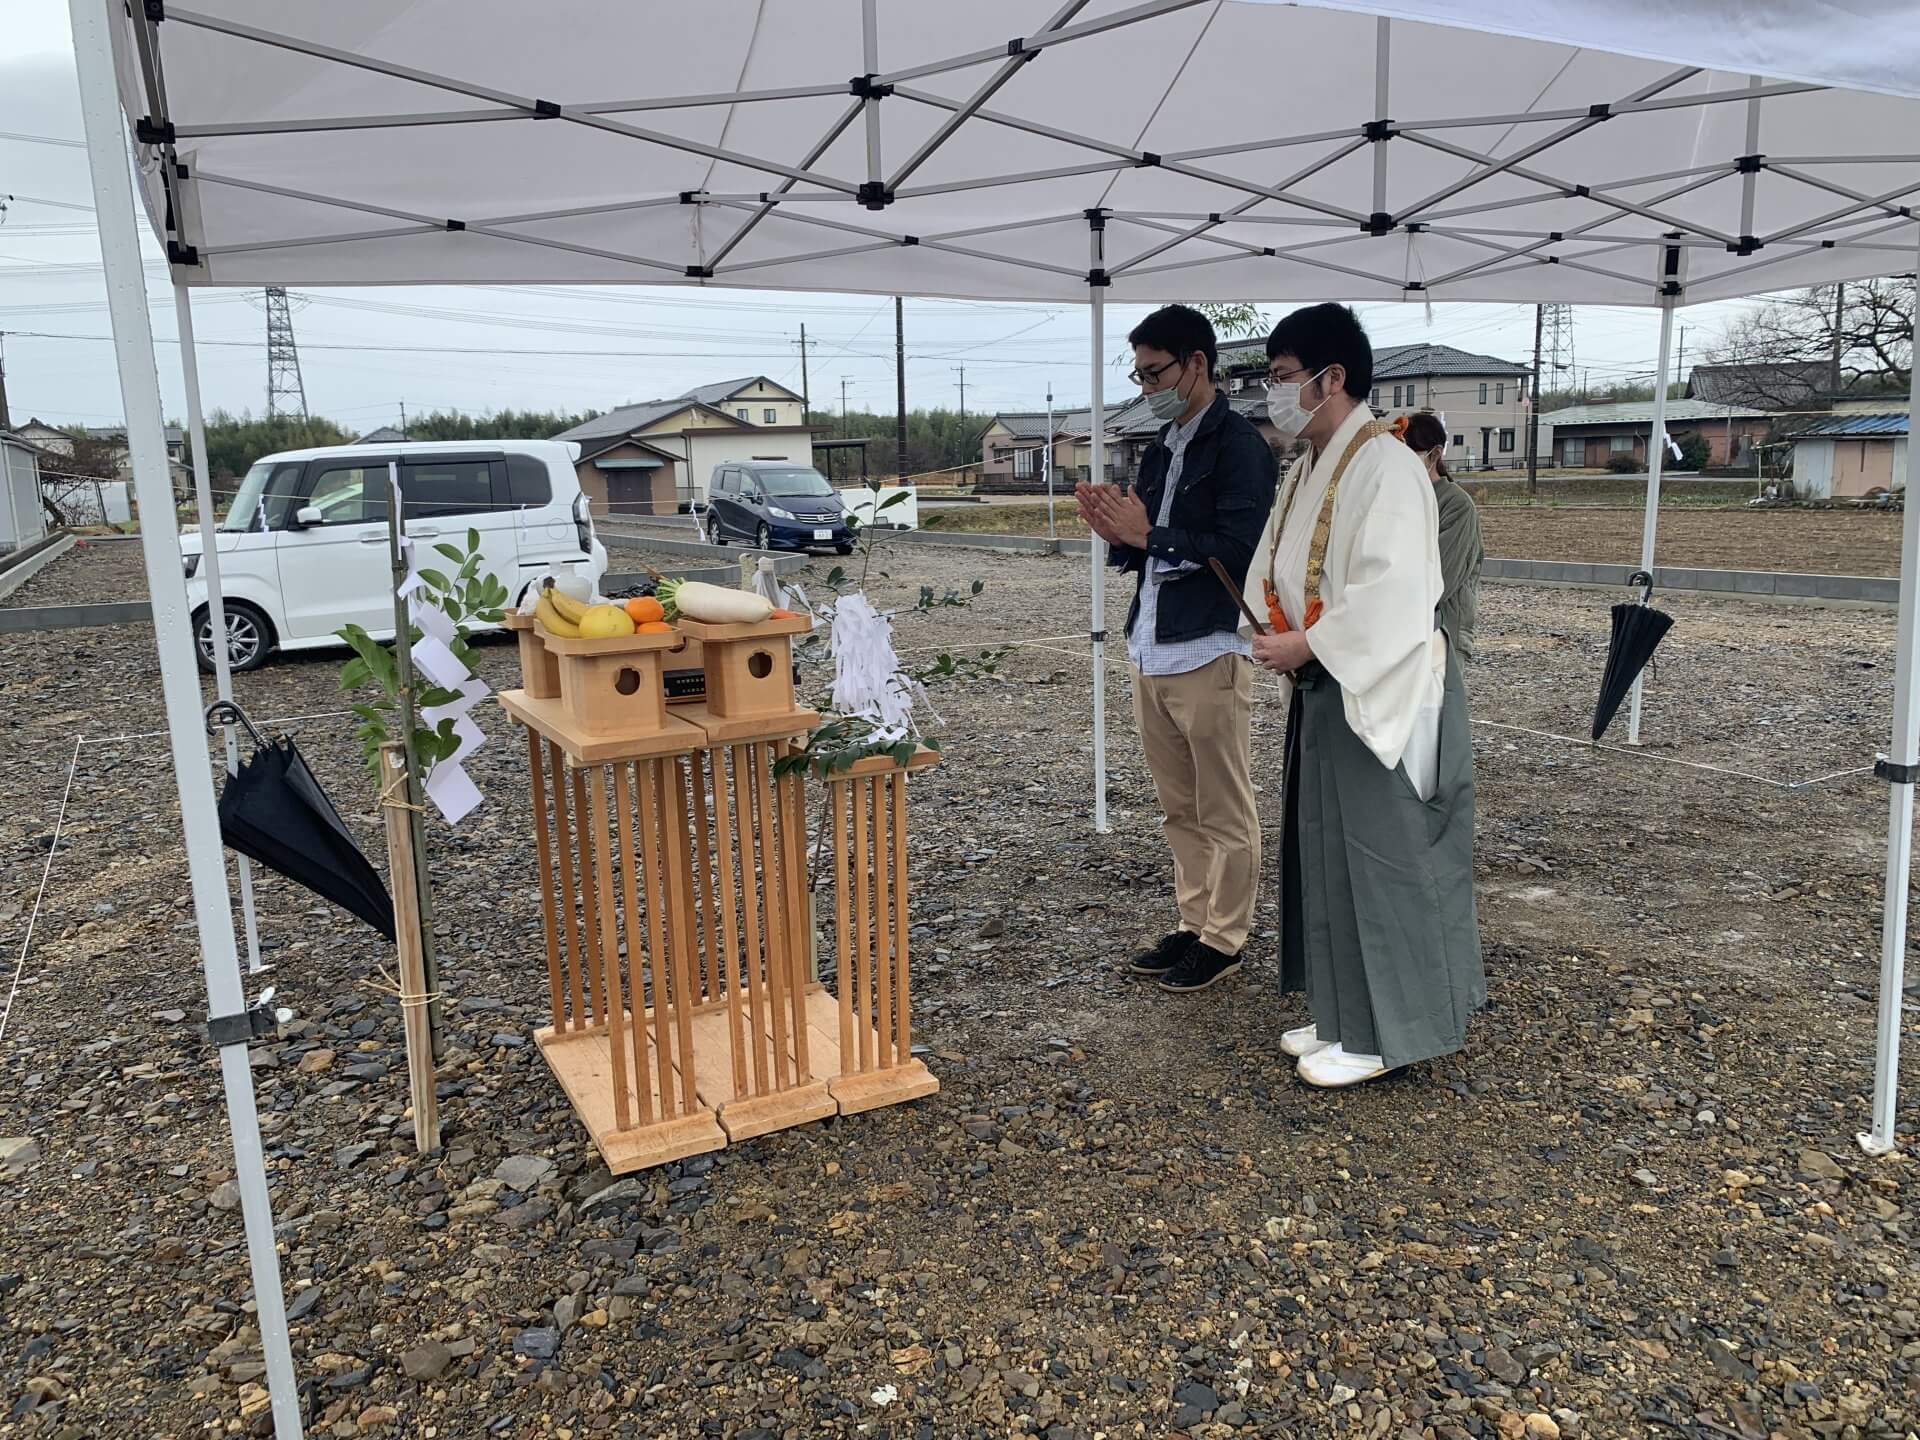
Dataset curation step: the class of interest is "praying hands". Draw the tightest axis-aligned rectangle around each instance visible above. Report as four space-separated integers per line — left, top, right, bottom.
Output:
1073 481 1152 549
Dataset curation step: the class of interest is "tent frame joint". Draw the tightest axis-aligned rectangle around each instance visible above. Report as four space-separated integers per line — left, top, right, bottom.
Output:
533 99 561 119
207 998 282 1049
1087 266 1111 287
1875 757 1920 785
686 264 713 279
1084 207 1107 231
1363 211 1395 235
857 181 895 210
1729 234 1762 255
848 74 894 100
1135 152 1161 168
1363 118 1396 143
1736 153 1766 174
135 115 176 146
166 239 200 266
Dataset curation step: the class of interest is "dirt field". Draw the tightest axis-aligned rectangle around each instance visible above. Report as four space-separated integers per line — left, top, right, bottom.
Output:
924 503 1906 578
1 543 1915 1440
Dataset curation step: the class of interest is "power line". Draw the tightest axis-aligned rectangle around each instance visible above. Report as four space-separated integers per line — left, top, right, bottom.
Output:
0 130 86 149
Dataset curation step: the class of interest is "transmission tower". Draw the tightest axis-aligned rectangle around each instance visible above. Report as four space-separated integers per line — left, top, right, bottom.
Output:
1542 304 1576 389
264 287 309 421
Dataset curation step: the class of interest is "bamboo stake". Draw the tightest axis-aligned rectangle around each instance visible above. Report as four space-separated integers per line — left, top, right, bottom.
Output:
751 744 792 1089
733 746 769 1093
710 748 748 1098
612 763 653 1126
891 769 911 1064
833 779 853 1075
853 774 873 1072
548 741 584 1032
587 767 630 1131
635 758 677 1115
380 744 438 1153
527 728 563 1031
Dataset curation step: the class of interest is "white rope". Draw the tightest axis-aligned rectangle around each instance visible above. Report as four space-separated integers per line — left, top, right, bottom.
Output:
0 736 83 1045
82 708 357 748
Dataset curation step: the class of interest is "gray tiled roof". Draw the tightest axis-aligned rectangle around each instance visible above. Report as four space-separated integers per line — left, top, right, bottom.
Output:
1221 340 1527 379
678 375 800 408
1538 398 1775 427
552 398 700 444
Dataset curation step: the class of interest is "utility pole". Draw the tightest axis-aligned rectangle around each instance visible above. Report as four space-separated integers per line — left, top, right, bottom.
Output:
1527 305 1544 495
795 324 812 417
0 333 11 431
1044 382 1056 539
1829 282 1847 396
399 400 407 441
839 378 851 436
952 364 967 427
1677 325 1687 398
894 297 907 484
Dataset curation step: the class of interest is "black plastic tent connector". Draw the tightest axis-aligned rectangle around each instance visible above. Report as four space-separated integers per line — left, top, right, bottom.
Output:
1736 153 1765 174
857 182 893 210
1363 119 1395 143
686 265 713 279
1729 235 1762 256
445 219 465 231
135 117 175 146
166 239 199 266
144 0 166 20
1084 208 1107 230
1404 280 1426 292
900 235 919 246
1135 152 1160 168
1588 103 1612 120
849 75 893 100
1362 212 1395 236
1087 268 1111 288
533 99 562 119
1877 758 1919 785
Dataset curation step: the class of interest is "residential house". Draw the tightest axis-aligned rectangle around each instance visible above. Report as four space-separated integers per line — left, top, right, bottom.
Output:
1536 397 1776 469
979 393 1285 491
1687 361 1829 411
353 425 408 445
14 416 189 490
553 377 816 515
1223 340 1530 468
1784 414 1907 499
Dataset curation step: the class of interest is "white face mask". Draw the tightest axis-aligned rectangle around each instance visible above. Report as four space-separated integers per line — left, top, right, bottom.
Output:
1264 365 1332 442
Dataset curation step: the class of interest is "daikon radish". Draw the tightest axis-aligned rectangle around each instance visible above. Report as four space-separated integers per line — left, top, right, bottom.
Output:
657 577 773 624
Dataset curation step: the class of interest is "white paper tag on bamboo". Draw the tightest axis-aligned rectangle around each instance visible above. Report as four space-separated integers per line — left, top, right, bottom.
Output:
424 758 483 824
422 675 489 727
445 714 485 766
410 634 468 690
409 591 456 644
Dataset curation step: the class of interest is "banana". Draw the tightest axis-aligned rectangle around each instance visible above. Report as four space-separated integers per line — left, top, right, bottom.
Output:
535 592 581 638
544 582 590 625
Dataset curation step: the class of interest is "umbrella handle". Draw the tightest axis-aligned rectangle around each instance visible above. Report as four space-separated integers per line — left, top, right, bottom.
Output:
1628 569 1654 605
205 699 270 751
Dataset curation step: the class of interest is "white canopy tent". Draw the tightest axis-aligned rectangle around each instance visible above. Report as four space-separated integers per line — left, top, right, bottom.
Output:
68 3 1920 1436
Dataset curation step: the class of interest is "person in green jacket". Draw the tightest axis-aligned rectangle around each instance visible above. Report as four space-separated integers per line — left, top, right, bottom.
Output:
1401 411 1482 660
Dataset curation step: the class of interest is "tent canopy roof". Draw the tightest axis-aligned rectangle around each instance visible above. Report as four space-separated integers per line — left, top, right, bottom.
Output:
117 2 1920 308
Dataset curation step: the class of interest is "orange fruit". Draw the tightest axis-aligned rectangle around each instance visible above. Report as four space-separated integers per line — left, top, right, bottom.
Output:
636 620 674 634
625 596 666 625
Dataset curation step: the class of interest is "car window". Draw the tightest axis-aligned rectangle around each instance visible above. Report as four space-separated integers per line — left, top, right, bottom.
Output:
402 459 495 518
504 453 553 508
301 465 389 526
758 467 835 498
713 470 732 496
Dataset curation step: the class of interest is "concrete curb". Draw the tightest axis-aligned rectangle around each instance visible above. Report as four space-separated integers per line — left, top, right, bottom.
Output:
0 533 76 603
0 600 152 633
1482 557 1896 606
603 531 809 573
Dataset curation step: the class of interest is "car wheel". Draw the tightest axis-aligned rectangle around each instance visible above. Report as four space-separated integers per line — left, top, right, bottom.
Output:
707 515 725 545
836 544 854 555
756 523 772 551
194 601 273 674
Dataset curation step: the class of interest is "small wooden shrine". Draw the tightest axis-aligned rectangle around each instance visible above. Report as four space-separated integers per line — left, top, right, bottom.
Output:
498 608 937 1172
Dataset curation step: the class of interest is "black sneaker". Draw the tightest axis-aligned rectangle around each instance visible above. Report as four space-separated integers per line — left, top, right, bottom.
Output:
1127 930 1196 976
1158 942 1243 993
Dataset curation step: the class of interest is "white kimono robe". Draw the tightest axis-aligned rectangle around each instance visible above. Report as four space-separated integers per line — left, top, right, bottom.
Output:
1242 402 1448 789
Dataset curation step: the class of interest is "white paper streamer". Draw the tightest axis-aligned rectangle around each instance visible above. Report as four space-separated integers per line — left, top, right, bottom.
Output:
423 757 483 824
829 593 922 745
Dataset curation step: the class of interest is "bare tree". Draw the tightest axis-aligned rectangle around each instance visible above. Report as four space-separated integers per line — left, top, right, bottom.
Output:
1702 279 1913 409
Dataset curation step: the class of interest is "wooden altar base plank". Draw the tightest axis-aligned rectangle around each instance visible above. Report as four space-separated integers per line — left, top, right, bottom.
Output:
535 1022 724 1173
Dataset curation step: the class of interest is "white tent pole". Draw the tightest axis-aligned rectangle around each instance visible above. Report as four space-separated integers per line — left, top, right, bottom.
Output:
174 285 264 975
69 3 304 1436
1089 212 1110 834
1626 294 1677 746
1861 227 1920 1157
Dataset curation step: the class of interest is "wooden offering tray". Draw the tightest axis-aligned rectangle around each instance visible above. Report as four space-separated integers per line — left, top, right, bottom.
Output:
539 626 688 741
673 614 814 724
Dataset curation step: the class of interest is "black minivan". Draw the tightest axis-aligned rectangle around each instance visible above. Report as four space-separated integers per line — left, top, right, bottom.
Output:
702 460 855 554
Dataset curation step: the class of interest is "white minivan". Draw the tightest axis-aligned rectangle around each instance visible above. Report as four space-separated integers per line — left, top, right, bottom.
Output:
181 439 608 672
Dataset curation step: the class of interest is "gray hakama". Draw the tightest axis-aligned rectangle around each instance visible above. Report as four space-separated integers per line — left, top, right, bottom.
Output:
1280 645 1485 1067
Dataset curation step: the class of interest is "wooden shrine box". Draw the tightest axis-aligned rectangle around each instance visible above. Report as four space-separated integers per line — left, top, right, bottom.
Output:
501 611 560 700
674 614 815 736
539 628 688 740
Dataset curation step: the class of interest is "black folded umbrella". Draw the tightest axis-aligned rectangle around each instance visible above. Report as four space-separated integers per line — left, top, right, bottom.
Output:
210 701 395 941
1591 570 1675 742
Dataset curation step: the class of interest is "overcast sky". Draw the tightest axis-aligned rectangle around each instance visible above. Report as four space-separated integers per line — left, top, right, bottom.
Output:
3 0 1758 437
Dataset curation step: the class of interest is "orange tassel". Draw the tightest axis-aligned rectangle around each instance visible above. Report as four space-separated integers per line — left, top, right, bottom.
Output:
1263 578 1322 632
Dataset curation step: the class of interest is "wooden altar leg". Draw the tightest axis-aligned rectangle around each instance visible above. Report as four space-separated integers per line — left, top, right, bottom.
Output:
891 769 912 1064
548 741 584 1032
586 766 630 1132
612 763 654 1126
833 780 853 1075
527 728 564 1031
870 775 893 1072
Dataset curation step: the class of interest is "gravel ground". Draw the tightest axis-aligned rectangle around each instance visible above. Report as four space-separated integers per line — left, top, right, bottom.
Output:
1 542 1917 1440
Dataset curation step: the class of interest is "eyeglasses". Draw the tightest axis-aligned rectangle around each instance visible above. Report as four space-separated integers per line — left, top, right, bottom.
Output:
1265 367 1312 387
1128 356 1185 387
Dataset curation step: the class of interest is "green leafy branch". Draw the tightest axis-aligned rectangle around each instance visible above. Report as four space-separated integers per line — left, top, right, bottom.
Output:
335 526 509 784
